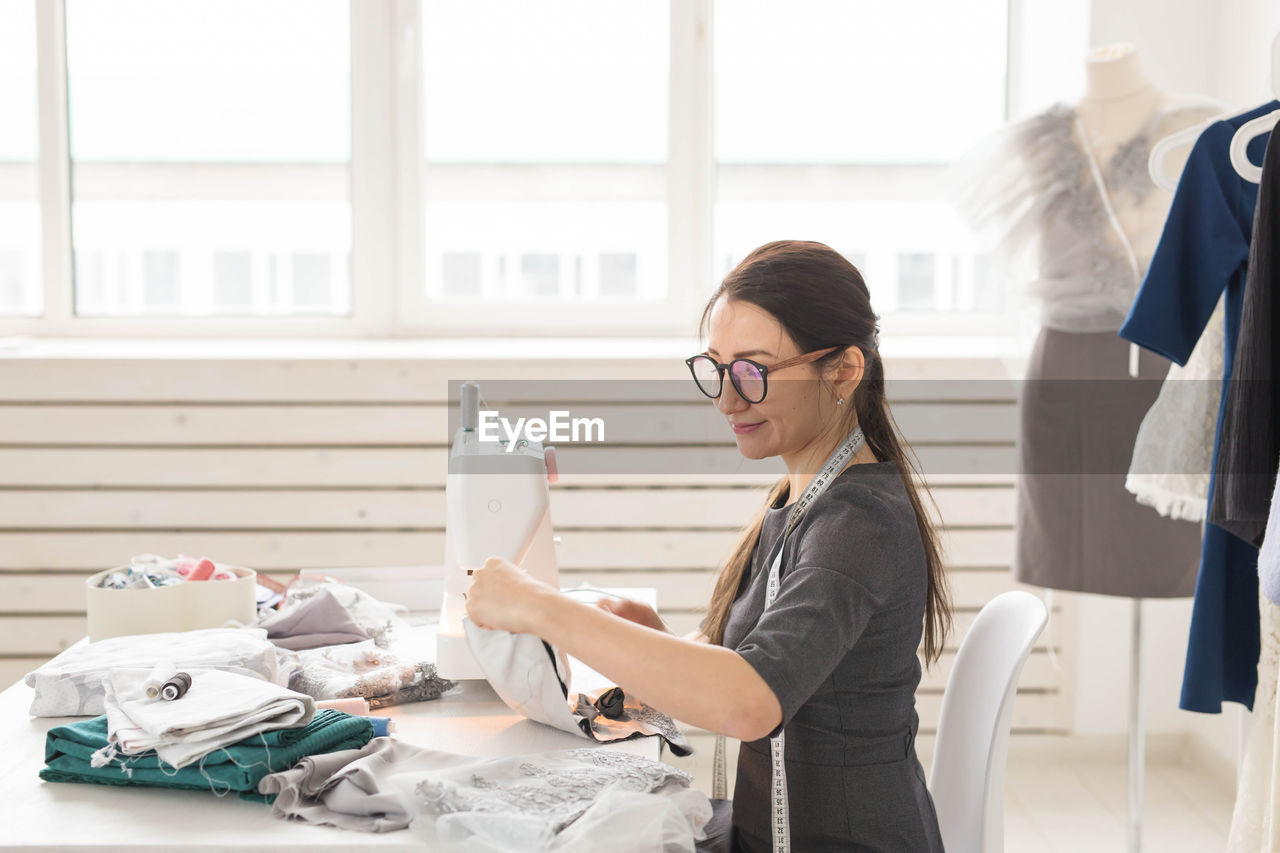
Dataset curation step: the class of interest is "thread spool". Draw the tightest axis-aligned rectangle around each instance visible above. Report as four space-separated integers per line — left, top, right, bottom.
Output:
369 716 395 737
188 559 216 581
160 671 192 700
315 697 370 716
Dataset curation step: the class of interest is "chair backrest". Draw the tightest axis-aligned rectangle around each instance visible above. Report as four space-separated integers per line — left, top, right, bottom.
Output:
928 590 1048 853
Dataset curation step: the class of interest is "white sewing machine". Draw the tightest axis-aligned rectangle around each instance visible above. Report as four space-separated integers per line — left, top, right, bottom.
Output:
436 382 561 680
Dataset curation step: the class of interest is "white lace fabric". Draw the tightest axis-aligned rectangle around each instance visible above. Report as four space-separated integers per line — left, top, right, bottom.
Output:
1125 294 1227 520
1228 589 1280 851
393 746 711 852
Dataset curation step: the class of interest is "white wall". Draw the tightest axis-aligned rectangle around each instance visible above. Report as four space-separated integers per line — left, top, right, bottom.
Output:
1069 591 1244 773
1090 0 1280 106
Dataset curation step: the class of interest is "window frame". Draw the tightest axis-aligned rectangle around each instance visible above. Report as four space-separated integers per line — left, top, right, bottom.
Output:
1 0 1056 340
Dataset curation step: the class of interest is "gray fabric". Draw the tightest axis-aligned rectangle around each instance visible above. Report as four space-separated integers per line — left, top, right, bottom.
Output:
258 737 470 832
1018 325 1203 597
258 588 372 651
717 459 943 851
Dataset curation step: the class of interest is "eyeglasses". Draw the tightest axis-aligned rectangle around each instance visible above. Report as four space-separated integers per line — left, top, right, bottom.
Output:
685 346 840 404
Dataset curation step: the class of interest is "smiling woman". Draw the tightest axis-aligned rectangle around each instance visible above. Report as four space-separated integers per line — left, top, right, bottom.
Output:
686 240 951 852
464 239 953 853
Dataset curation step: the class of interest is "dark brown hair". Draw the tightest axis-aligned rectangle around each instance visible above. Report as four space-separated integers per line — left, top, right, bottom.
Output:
698 240 952 666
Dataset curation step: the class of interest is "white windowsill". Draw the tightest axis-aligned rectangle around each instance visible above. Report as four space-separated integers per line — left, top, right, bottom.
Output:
0 334 1032 362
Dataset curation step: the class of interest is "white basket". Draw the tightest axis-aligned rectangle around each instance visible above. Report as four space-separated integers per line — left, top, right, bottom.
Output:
84 565 258 642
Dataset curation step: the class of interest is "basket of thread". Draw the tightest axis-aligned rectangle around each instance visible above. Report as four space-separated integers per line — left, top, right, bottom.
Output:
84 553 258 642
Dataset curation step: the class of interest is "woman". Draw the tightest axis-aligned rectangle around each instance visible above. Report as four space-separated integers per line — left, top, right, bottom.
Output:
465 240 951 851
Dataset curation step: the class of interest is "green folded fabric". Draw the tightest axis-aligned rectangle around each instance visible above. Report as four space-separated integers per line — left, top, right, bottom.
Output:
40 708 375 802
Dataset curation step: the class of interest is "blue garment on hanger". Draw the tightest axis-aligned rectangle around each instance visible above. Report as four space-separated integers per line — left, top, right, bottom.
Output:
1118 101 1279 713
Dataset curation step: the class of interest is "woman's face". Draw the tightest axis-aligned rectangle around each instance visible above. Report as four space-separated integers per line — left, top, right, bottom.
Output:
703 297 845 461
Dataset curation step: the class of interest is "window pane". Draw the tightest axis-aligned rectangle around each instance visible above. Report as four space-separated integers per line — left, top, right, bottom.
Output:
423 1 666 163
716 1 1008 164
521 254 561 298
599 252 638 298
897 252 936 311
0 0 40 316
65 0 352 318
716 200 994 314
421 1 669 307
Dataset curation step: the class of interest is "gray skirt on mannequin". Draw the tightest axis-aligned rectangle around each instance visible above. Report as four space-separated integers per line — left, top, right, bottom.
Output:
1016 325 1201 597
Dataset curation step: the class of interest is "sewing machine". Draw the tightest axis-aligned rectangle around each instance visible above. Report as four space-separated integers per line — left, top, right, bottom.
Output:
436 381 560 680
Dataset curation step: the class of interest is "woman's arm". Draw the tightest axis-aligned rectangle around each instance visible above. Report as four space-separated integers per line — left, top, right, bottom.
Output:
465 558 780 741
538 591 781 741
595 597 710 644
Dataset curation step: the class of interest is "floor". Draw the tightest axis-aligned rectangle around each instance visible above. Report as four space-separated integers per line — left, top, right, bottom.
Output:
993 742 1235 852
669 735 1238 852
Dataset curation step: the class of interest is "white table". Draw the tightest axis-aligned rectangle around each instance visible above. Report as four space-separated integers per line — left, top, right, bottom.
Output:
2 591 660 850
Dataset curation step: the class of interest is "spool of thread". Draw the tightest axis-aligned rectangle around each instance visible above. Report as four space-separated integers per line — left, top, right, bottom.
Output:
188 559 217 581
160 671 192 701
316 697 370 716
369 716 395 737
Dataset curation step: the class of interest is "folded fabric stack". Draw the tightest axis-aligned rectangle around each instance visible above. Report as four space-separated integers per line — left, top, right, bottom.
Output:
42 709 375 802
99 665 318 769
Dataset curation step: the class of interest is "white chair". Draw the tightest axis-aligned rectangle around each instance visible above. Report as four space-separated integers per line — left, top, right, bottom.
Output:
927 590 1049 853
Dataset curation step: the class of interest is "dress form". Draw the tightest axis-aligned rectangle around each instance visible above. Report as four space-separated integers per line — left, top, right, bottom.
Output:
1077 45 1191 281
1078 44 1156 853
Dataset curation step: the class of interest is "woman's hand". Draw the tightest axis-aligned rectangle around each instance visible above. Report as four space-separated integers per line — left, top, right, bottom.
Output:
595 597 669 634
464 556 556 635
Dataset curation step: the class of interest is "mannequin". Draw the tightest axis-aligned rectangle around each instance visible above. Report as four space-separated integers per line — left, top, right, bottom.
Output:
954 41 1220 853
1076 44 1198 286
1078 43 1164 148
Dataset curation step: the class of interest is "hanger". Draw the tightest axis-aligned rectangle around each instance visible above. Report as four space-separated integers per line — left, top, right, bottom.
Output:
1147 33 1280 189
1148 114 1221 191
1228 34 1280 183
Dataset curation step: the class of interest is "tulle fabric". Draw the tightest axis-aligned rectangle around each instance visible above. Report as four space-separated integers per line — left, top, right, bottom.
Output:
948 97 1222 333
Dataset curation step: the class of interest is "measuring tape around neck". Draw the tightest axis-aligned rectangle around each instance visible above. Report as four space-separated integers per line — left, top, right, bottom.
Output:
712 424 867 853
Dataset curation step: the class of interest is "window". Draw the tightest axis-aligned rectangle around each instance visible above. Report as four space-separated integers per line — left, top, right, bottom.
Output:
0 0 40 317
714 0 1011 332
404 0 672 330
3 1 1087 338
64 0 351 319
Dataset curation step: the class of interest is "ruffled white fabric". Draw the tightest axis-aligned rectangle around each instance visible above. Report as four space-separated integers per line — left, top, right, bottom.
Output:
1227 589 1280 851
950 97 1221 333
1125 294 1227 521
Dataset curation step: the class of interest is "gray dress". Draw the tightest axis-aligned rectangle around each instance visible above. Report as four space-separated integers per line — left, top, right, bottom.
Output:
703 459 944 852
